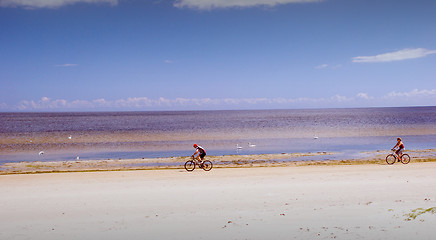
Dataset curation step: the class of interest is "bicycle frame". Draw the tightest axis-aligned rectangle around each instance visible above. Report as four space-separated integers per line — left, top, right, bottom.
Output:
192 156 203 166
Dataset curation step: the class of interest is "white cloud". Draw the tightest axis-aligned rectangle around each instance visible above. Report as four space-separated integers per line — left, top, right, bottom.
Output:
379 89 436 107
315 64 328 69
356 93 373 100
386 89 436 98
173 0 322 10
17 97 67 110
55 63 78 67
0 0 118 9
352 48 436 63
330 94 352 102
315 64 342 69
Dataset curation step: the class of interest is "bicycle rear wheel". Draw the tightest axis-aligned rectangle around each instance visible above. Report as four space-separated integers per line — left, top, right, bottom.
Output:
386 154 396 165
401 154 411 164
201 160 213 171
184 160 195 171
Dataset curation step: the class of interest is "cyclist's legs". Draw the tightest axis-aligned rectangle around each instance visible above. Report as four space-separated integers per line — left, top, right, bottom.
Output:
397 148 404 158
195 155 202 163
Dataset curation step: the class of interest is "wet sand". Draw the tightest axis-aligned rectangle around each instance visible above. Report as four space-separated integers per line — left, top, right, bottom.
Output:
1 162 435 240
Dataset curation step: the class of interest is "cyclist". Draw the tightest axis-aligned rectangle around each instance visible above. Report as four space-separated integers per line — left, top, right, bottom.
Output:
392 137 405 159
192 144 206 163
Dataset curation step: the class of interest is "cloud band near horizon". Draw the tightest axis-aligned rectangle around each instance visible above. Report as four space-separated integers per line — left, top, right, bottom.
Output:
2 89 434 111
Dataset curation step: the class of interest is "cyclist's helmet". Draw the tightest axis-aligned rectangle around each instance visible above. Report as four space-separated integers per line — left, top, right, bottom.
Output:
193 144 198 148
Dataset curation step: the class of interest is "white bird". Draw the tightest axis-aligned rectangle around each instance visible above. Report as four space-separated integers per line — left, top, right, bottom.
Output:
68 135 72 140
313 135 319 139
248 142 256 147
76 156 80 160
38 151 44 155
236 144 243 149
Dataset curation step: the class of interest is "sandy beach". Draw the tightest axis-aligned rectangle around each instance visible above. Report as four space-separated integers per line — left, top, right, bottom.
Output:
1 162 435 240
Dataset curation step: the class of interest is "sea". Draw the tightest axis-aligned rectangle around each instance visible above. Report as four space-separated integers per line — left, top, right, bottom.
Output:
1 107 436 164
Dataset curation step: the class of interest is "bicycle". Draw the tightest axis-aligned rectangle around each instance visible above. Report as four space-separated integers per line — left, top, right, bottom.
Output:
184 156 213 171
386 149 411 165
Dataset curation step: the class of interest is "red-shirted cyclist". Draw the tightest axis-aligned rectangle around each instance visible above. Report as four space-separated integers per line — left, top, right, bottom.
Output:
192 144 206 163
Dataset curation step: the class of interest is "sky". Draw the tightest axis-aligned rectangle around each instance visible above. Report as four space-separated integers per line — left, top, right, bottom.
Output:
0 0 435 111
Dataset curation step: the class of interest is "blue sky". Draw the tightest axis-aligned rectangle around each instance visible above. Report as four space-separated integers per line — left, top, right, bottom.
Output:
1 0 435 111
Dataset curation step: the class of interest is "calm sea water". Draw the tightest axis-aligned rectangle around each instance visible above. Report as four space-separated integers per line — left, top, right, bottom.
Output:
1 107 435 163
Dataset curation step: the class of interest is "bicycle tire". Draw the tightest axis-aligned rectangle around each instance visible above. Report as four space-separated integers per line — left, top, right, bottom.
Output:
201 160 213 171
184 160 195 171
401 154 411 164
386 154 396 165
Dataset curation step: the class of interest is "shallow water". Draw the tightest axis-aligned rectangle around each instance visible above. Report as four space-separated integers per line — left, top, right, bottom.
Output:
1 107 435 163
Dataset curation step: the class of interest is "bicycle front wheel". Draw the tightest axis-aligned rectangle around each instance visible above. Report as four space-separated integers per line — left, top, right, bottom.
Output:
386 154 396 165
184 160 195 171
401 154 411 164
201 160 213 171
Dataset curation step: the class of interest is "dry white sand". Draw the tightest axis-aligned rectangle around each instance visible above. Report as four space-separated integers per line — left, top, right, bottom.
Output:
1 163 435 240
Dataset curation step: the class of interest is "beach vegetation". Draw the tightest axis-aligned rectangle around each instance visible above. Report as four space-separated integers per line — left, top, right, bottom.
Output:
404 207 436 221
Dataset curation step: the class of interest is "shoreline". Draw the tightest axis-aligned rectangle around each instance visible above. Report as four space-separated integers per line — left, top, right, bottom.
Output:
1 149 435 175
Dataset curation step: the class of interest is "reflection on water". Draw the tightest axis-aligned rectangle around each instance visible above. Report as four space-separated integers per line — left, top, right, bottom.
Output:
1 107 436 163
